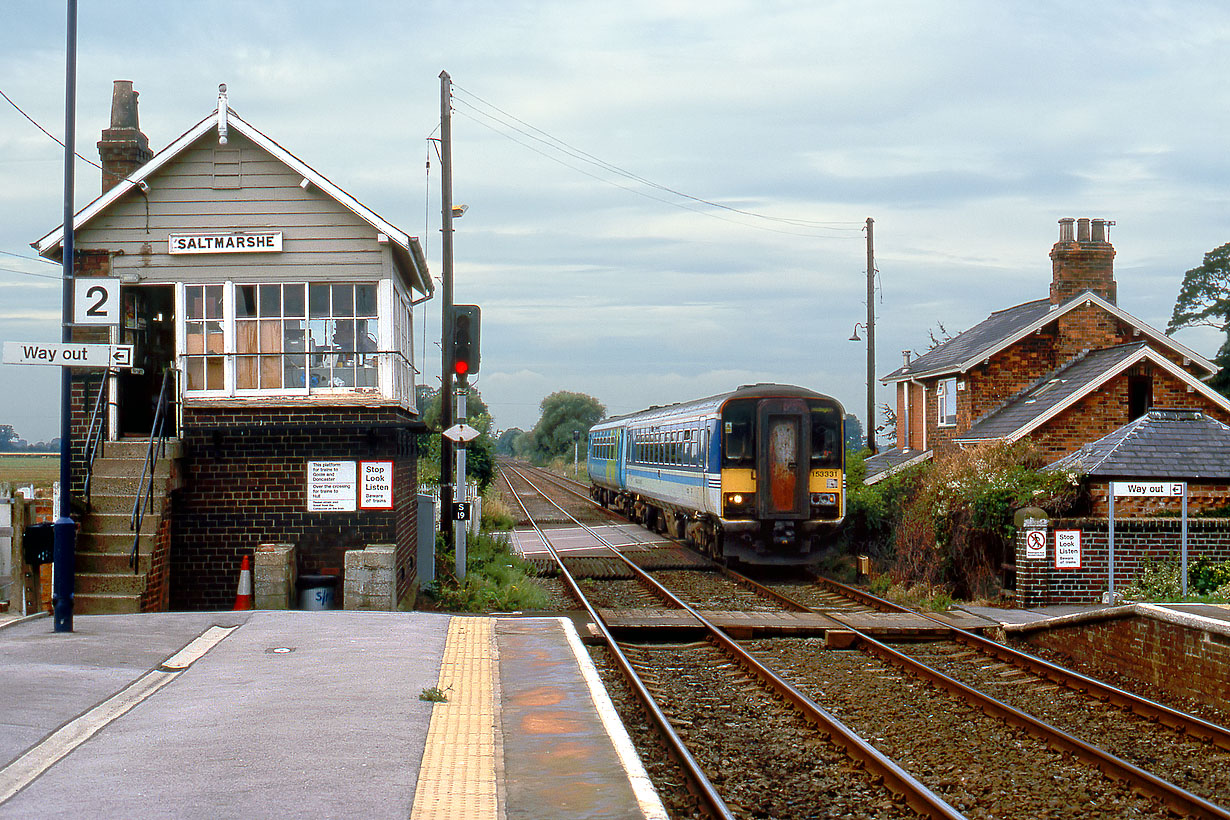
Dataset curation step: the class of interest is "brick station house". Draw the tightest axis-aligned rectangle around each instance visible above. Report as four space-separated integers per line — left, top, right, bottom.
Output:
33 82 433 613
869 217 1230 481
866 217 1230 603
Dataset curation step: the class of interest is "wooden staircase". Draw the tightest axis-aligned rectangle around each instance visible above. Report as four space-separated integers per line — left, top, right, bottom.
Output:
76 439 180 614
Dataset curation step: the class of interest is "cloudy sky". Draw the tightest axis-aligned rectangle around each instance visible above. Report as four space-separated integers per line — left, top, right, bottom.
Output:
3 1 1229 444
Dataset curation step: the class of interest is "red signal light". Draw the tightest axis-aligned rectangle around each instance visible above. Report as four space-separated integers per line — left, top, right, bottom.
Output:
454 360 470 375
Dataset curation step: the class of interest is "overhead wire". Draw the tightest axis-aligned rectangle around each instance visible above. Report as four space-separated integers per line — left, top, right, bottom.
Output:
452 84 863 237
1 87 104 172
454 105 849 241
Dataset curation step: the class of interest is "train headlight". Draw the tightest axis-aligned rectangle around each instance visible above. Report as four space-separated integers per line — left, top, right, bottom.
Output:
724 492 755 517
810 492 838 507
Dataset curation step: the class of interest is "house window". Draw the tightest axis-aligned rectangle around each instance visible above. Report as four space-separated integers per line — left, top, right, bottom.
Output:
937 377 958 427
1128 375 1152 420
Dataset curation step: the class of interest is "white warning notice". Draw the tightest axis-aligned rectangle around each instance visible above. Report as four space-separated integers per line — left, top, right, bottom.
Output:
360 461 394 510
307 460 357 512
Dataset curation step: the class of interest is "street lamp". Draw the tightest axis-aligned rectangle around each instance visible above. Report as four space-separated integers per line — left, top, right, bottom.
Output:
848 317 876 454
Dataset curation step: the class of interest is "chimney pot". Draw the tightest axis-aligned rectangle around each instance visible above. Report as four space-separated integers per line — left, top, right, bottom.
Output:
109 80 140 129
98 80 152 194
1091 218 1106 242
1058 217 1075 243
1077 218 1091 242
902 350 912 366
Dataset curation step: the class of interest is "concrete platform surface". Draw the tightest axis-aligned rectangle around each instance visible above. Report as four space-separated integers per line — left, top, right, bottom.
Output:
0 611 665 820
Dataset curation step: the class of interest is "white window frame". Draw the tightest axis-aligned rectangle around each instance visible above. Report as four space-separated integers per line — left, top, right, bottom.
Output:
179 280 388 399
937 377 958 427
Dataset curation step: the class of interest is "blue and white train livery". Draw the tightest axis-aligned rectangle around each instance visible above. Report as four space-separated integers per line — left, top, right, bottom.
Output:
587 384 845 564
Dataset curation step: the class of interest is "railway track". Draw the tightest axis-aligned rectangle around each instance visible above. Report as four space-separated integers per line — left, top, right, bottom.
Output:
498 461 1230 819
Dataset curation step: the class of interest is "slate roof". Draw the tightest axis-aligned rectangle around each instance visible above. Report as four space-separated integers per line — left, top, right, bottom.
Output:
881 292 1215 382
882 299 1052 381
1048 410 1230 480
862 447 933 485
957 343 1150 443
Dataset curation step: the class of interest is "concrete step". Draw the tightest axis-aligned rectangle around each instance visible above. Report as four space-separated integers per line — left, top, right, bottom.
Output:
76 572 145 597
86 473 168 498
97 439 181 461
73 592 141 616
76 550 151 575
76 530 155 553
90 458 173 480
80 511 159 537
87 492 143 515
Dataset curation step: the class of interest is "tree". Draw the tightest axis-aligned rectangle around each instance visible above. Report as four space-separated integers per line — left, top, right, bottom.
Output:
843 414 864 452
529 391 606 462
1168 242 1230 396
495 428 525 456
0 425 17 452
417 384 497 490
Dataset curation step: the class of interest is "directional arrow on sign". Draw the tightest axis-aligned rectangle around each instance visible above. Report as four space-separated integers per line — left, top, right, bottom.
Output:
443 423 482 443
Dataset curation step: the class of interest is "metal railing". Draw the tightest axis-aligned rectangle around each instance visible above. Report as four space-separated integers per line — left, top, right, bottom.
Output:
82 368 113 508
129 367 178 572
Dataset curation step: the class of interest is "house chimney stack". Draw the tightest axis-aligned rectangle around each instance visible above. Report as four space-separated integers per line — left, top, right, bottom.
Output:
97 80 152 194
1049 216 1116 306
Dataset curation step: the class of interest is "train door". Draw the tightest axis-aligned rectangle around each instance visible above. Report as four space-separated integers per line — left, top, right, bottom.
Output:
117 284 177 437
755 398 810 518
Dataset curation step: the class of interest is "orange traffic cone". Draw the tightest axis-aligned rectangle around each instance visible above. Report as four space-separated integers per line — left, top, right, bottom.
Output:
233 555 253 610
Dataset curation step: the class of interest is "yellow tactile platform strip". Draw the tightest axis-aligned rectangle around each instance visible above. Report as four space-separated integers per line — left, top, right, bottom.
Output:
410 617 503 820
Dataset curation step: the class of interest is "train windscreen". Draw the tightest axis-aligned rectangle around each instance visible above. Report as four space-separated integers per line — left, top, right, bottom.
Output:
721 399 756 468
809 400 842 469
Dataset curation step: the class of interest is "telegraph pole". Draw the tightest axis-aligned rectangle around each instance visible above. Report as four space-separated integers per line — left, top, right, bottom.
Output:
439 70 455 545
865 217 877 455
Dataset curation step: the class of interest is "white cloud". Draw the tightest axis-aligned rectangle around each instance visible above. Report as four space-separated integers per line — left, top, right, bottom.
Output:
3 1 1230 442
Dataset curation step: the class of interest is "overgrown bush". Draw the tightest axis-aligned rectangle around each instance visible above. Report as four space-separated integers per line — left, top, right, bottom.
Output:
424 531 548 612
1121 555 1230 602
858 442 1083 600
1188 555 1230 596
841 449 923 564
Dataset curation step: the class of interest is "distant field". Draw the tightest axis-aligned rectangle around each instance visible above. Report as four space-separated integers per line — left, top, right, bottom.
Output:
0 454 59 488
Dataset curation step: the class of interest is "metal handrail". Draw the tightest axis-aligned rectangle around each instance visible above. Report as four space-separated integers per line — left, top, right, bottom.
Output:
82 368 113 507
129 367 177 572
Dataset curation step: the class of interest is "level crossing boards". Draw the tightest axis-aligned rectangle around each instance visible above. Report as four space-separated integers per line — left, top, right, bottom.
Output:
2 341 133 368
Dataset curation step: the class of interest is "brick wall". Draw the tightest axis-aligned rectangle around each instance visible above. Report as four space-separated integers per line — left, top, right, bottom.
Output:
965 330 1058 422
1014 612 1230 711
1015 517 1230 606
172 405 421 610
1028 369 1230 463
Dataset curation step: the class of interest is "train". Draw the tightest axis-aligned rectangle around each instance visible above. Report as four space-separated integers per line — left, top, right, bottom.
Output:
586 383 845 564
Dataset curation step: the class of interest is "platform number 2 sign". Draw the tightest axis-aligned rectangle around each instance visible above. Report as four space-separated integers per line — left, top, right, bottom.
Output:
73 279 120 325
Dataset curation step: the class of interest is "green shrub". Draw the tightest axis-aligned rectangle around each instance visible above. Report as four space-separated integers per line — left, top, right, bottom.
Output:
1188 555 1230 595
1121 555 1230 602
883 442 1083 600
425 530 549 612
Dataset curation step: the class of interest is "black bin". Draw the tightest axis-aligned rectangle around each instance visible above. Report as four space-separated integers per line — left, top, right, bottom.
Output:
23 522 54 566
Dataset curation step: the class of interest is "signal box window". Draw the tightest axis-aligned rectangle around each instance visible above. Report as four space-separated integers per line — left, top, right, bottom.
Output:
185 285 224 391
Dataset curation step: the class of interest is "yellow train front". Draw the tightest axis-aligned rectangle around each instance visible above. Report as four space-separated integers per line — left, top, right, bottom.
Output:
588 384 845 564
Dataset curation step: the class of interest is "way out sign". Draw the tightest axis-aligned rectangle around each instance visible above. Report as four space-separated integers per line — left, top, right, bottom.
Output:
1113 481 1186 497
3 341 132 368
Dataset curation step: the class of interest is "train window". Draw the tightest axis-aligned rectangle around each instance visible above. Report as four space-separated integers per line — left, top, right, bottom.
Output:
721 400 755 468
809 402 842 468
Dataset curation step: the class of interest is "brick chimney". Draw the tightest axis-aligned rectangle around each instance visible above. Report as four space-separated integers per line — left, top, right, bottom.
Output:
1049 217 1116 306
97 80 152 194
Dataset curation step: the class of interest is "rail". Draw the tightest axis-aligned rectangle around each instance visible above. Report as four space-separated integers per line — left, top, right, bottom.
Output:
81 368 113 508
501 462 966 820
129 367 177 572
